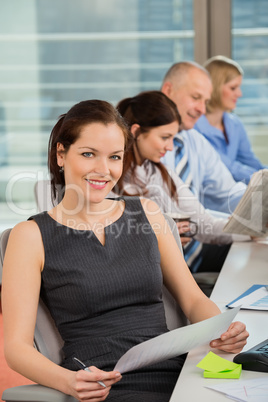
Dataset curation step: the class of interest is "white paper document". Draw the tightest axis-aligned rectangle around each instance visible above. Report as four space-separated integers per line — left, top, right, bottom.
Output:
223 169 268 237
114 306 240 374
229 286 268 310
206 377 268 402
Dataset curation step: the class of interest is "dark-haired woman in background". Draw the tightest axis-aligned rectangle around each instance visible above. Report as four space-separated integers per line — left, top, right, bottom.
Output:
115 90 250 274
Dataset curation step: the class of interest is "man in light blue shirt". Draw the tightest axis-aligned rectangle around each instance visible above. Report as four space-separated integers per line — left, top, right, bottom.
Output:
161 62 246 214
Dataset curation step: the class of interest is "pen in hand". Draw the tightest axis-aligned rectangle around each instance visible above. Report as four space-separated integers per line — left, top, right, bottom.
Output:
72 357 106 388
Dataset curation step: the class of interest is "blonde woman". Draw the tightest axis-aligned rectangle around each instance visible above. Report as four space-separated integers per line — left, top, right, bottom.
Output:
195 55 266 184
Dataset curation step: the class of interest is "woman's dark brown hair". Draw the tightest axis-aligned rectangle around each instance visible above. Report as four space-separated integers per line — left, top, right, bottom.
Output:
48 99 131 201
116 90 181 199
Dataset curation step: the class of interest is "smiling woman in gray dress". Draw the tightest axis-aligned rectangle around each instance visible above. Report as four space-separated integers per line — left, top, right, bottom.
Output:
2 99 248 402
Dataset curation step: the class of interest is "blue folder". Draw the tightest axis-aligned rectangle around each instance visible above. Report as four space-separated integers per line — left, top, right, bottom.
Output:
226 284 268 309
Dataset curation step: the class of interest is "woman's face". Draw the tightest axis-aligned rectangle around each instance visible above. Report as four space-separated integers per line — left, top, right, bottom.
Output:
220 75 243 111
57 122 125 205
134 121 179 165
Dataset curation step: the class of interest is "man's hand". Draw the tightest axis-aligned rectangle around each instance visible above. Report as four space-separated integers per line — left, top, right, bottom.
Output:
176 221 192 246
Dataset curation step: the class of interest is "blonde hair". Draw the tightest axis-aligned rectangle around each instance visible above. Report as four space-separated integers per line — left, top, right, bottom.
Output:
204 55 243 112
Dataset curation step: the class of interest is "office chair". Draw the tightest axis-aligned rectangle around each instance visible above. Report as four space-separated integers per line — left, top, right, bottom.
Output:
34 180 59 212
0 215 187 402
1 228 75 402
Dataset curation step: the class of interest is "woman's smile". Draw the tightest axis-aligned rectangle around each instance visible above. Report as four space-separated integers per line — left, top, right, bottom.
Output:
86 178 109 189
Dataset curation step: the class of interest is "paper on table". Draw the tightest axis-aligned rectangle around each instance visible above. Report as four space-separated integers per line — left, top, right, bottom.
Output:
223 169 268 237
114 306 240 374
206 377 268 402
228 286 268 310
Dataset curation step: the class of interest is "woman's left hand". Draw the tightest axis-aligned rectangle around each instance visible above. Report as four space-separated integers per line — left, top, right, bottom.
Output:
209 321 249 353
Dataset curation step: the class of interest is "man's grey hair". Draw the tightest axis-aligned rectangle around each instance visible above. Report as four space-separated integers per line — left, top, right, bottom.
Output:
162 61 210 88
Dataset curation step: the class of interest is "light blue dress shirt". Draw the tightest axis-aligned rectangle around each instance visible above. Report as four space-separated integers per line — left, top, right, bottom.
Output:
162 129 247 214
195 113 267 184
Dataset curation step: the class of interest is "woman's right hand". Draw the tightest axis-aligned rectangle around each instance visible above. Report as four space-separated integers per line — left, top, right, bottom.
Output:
176 221 192 246
70 366 122 401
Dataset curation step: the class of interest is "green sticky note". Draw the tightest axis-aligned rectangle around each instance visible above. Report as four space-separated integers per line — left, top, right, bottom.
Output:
203 364 242 378
197 351 242 379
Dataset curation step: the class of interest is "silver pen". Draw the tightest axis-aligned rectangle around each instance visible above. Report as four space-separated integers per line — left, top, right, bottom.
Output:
73 357 106 388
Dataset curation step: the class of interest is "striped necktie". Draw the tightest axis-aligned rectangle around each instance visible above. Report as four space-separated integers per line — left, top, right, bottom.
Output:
174 135 202 273
174 135 193 189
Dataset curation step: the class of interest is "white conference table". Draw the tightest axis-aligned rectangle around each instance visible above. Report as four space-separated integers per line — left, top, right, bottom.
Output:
170 241 268 402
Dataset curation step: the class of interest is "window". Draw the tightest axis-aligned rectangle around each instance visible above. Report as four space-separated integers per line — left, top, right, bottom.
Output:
1 0 267 231
0 0 193 229
232 0 268 165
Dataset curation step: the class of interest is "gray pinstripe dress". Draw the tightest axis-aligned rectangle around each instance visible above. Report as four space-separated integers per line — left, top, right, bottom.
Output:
30 197 185 401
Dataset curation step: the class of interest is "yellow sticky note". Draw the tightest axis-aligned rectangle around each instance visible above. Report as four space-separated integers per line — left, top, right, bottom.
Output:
197 351 242 379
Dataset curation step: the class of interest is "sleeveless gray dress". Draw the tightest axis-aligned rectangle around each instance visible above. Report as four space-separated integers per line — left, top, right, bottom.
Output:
29 197 185 401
